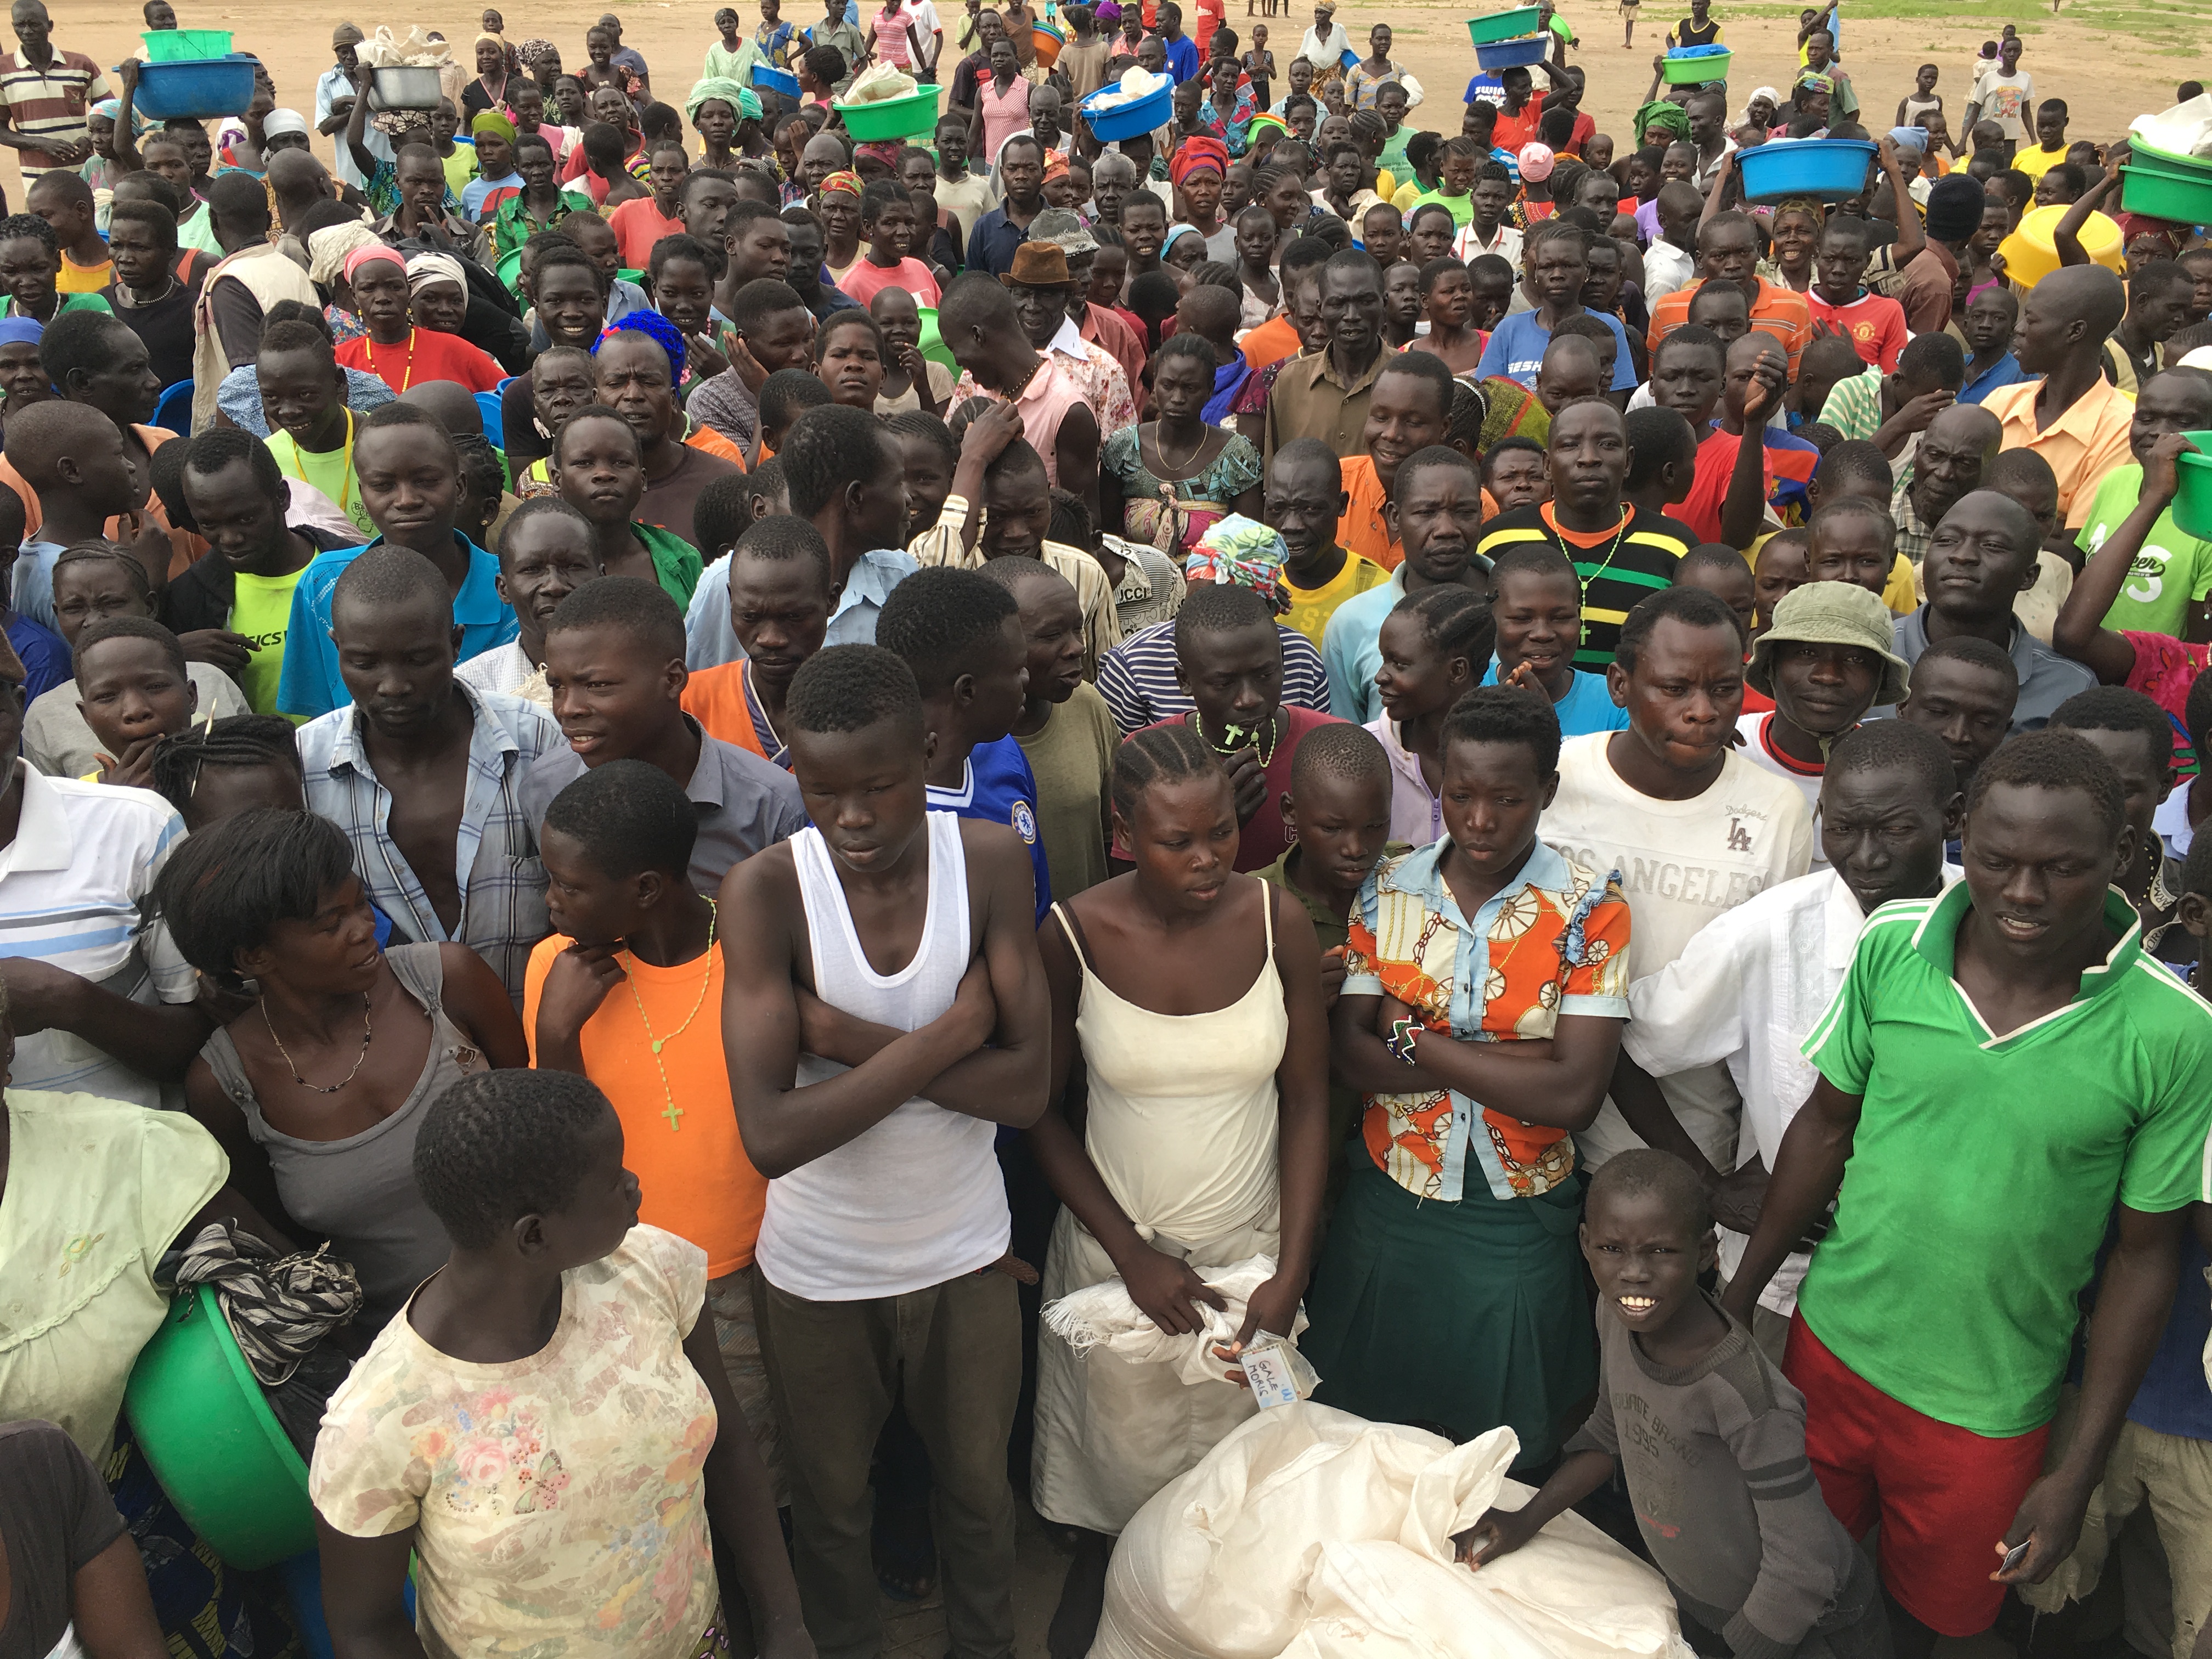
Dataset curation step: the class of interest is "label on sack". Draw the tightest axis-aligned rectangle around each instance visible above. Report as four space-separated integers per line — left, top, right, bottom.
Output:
1239 1338 1301 1409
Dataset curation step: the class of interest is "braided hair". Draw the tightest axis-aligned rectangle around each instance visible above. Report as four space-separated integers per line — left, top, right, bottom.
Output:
414 1070 617 1249
148 714 306 819
1109 721 1223 825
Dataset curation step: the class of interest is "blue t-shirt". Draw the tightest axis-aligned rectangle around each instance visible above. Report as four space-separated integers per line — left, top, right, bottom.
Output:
1475 308 1638 392
2127 1233 2212 1442
1161 32 1201 82
1480 658 1630 738
276 534 519 719
927 735 1052 924
1959 352 2030 407
6 610 70 704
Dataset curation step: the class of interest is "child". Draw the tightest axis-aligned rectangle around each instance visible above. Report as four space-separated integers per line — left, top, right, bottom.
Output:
1484 544 1631 738
1481 437 1550 511
1896 633 2018 794
254 320 375 538
876 565 1053 918
1805 217 1908 371
839 179 941 309
1675 543 1759 639
1367 585 1490 845
1804 496 1899 604
1958 287 2025 405
1622 407 1698 519
813 312 887 413
1751 526 1811 635
454 496 602 704
1382 261 1423 349
885 411 958 535
1 402 149 635
67 616 200 788
1896 63 1941 132
681 516 833 767
980 558 1120 900
310 1069 810 1659
756 367 832 460
1459 1148 1885 1659
1407 257 1486 377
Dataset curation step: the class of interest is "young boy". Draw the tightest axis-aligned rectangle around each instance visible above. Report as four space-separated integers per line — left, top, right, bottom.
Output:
876 565 1052 920
1 402 146 634
1803 496 1900 603
1268 439 1390 649
718 643 1049 1659
683 516 833 767
1897 633 2019 799
839 179 941 309
756 366 833 460
1737 580 1908 859
452 497 602 705
1675 543 1759 638
979 558 1119 901
1752 527 1812 634
526 758 783 1492
1460 1148 1886 1659
255 319 375 538
67 616 198 788
1483 544 1630 739
523 575 806 893
1805 217 1909 371
1622 407 1699 520
1957 287 2025 405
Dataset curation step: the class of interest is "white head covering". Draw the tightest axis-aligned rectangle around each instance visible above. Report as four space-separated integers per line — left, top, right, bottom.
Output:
262 108 311 139
404 250 469 296
307 218 383 287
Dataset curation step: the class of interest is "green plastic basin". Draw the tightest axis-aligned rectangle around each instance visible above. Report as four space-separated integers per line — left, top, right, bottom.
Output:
1662 47 1731 84
833 85 941 142
123 1285 315 1570
2174 431 2212 541
142 27 234 60
2117 162 2212 229
1466 5 1542 44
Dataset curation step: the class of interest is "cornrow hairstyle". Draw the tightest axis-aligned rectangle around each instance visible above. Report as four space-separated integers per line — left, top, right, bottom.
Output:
452 433 507 512
1155 332 1218 376
542 757 698 881
1965 727 2126 843
544 574 687 661
153 806 359 990
2050 685 2177 776
72 613 184 686
1616 583 1744 671
1446 381 1486 454
1188 260 1242 296
784 642 924 737
1825 718 1959 806
1289 720 1390 790
733 512 835 588
148 713 303 817
414 1069 617 1250
1109 720 1223 823
885 409 958 466
1587 1147 1711 1239
875 565 1020 698
1047 487 1092 550
1393 583 1496 675
53 540 153 606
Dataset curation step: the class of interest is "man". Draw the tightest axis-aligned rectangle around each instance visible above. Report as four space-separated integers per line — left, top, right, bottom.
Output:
946 5 1005 121
1645 211 1815 379
279 405 520 720
808 0 870 94
189 172 317 431
1897 633 2019 797
1898 175 1989 338
691 275 814 459
1895 488 2094 733
720 641 1048 1659
1818 332 1965 479
681 512 831 763
1271 438 1390 650
1030 208 1148 415
1154 1 1202 82
1336 350 1454 569
939 269 1102 530
685 403 918 666
1322 445 1489 723
1675 333 1813 551
1477 398 1700 672
713 199 793 316
593 325 742 551
1539 584 1815 1175
1799 27 1857 121
316 24 386 191
2074 369 2212 641
1476 224 1635 393
1265 249 1394 462
295 544 558 1003
523 575 804 894
0 0 106 183
1724 729 2212 1659
781 205 860 321
1875 396 1998 567
1002 241 1136 441
1615 719 1961 1361
966 131 1046 279
371 143 486 259
1979 266 2135 533
1684 89 1735 193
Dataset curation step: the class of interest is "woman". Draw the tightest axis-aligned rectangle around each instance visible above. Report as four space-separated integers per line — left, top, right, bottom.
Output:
552 404 707 605
160 808 529 1333
1100 335 1263 556
1764 196 1823 292
688 77 749 172
1366 587 1486 847
1161 222 1209 283
553 72 592 128
311 1070 812 1659
1029 722 1329 1658
1301 685 1632 1470
333 247 506 394
814 309 887 413
972 38 1031 170
816 170 864 287
464 33 510 114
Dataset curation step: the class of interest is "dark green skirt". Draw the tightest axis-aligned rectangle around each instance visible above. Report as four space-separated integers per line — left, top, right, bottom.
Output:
1303 1159 1595 1469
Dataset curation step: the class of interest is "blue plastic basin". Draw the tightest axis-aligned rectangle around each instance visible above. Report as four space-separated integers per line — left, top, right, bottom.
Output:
129 53 256 120
752 63 800 99
1079 78 1172 142
1474 33 1550 71
1736 138 1878 204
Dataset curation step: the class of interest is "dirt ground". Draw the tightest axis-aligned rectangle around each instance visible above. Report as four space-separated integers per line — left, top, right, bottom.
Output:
35 0 2199 212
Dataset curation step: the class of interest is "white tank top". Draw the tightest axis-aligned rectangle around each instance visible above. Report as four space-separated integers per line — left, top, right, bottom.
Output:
757 811 1012 1301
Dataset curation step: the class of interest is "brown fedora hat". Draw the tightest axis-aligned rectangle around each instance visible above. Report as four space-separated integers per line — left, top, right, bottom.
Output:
1000 241 1074 287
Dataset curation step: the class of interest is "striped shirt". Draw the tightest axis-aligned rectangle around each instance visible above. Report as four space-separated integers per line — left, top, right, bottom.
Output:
297 681 561 1005
1095 618 1331 736
0 765 194 1109
0 47 108 178
1476 503 1698 672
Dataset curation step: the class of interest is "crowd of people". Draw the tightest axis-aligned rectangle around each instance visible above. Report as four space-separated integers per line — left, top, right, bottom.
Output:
2 0 2212 1656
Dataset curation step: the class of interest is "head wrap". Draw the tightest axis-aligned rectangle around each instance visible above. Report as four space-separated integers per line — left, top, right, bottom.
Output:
518 36 557 68
1169 134 1229 186
331 21 364 47
855 138 905 171
687 75 751 123
1517 142 1554 182
818 168 863 200
1246 111 1287 141
1041 148 1070 183
308 218 384 286
1161 222 1204 254
1793 70 1833 97
471 109 517 144
0 316 43 348
1095 1 1122 21
597 311 687 381
1740 84 1779 125
1184 514 1291 615
343 244 407 283
475 31 505 51
1771 194 1826 225
1925 174 1987 244
404 250 469 297
1634 100 1690 143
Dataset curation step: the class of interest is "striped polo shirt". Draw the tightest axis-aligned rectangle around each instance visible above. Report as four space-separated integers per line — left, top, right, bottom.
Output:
0 47 108 178
1476 502 1699 672
1095 618 1334 737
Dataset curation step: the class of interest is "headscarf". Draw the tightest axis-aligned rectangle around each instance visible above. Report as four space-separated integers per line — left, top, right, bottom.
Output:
404 250 469 297
1184 515 1291 615
687 75 750 125
597 311 687 382
308 219 385 286
1161 222 1205 256
1517 142 1555 182
0 316 42 347
1169 134 1229 186
517 36 557 70
1740 85 1779 125
470 110 516 144
1095 1 1122 21
1042 148 1069 183
343 244 406 283
262 108 310 140
1771 194 1826 225
1794 70 1834 97
817 169 862 200
1634 100 1689 143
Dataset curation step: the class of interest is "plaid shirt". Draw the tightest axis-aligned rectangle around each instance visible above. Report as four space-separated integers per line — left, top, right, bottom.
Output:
1892 473 1938 565
297 680 560 1005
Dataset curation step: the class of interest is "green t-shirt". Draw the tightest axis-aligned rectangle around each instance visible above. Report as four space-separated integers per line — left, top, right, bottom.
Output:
266 428 376 540
1799 882 2212 1436
1409 187 1474 229
2079 463 2212 640
229 568 308 719
0 291 110 319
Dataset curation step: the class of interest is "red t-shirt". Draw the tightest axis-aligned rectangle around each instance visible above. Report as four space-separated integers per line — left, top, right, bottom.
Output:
335 328 506 394
1805 289 1909 373
1493 103 1543 155
607 195 685 268
1119 706 1344 872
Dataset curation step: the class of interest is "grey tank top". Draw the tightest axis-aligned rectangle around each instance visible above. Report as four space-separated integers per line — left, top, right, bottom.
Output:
202 944 489 1330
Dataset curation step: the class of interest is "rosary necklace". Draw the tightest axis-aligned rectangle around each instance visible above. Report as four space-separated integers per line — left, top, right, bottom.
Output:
624 899 719 1131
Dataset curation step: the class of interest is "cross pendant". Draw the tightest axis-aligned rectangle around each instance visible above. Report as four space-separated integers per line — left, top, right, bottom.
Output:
662 1099 684 1131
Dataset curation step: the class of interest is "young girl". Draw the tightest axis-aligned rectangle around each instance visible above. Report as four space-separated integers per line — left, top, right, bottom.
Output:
311 1069 811 1659
1030 722 1330 1658
1097 336 1265 555
1243 24 1274 111
1897 63 1942 130
1367 587 1487 845
870 287 956 416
